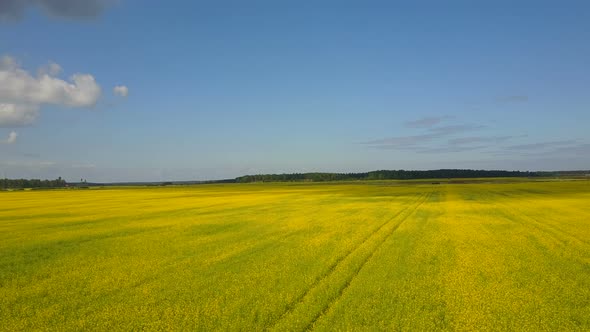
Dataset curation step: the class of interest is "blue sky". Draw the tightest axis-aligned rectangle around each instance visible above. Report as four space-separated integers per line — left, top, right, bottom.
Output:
1 1 589 182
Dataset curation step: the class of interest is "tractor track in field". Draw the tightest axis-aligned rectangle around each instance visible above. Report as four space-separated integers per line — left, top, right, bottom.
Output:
303 190 432 331
270 192 426 323
270 192 425 323
485 191 590 248
269 190 432 331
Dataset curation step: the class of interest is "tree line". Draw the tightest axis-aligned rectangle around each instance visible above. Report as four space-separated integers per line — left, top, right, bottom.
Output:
2 169 582 188
235 169 539 183
1 177 67 189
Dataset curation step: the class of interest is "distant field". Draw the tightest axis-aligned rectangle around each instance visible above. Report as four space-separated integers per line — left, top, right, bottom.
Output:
1 181 589 330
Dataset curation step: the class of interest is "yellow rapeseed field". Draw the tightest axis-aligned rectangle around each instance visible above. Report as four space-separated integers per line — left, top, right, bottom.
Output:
1 181 589 330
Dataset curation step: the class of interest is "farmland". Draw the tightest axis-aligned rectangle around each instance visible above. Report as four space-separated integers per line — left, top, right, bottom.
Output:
1 180 589 330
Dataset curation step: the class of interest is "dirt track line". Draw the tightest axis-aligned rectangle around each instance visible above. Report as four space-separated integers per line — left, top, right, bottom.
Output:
269 191 431 331
303 191 432 331
268 193 426 328
485 191 590 247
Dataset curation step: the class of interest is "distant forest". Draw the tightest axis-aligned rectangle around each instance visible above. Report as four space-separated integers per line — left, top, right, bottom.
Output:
235 169 540 183
1 177 67 189
2 170 588 189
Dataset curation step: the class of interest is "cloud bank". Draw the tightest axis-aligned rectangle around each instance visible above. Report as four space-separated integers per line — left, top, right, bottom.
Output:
0 0 113 21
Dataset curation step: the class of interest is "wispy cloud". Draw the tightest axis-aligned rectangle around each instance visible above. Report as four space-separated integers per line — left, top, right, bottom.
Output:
362 117 544 156
496 95 529 103
113 85 128 97
0 0 114 21
363 133 437 147
404 116 454 128
363 123 485 150
71 163 96 169
416 145 490 154
449 136 516 145
428 124 486 135
504 140 577 151
0 160 57 168
551 143 590 154
0 131 17 144
490 140 587 158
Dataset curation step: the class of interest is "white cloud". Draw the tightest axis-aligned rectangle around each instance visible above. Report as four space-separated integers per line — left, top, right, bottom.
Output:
0 55 103 128
1 131 17 144
0 56 101 107
113 85 128 97
0 103 40 127
38 61 62 76
0 55 18 70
